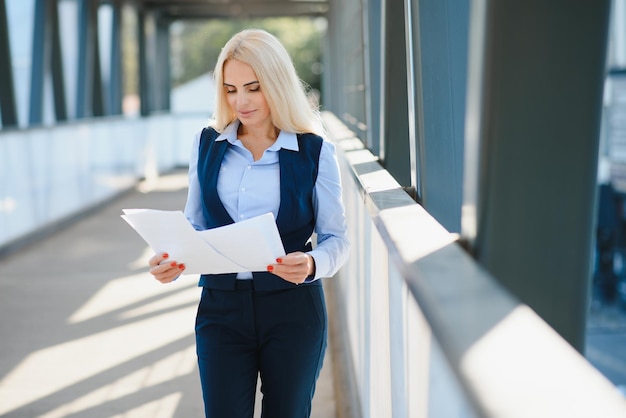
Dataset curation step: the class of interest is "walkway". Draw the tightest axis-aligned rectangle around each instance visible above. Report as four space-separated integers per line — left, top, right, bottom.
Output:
0 170 337 418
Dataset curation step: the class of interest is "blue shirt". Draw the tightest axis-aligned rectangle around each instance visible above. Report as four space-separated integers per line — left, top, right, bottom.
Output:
184 120 350 281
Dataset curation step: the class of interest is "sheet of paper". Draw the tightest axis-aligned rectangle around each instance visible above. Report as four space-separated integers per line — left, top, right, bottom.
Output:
198 212 286 272
121 209 285 275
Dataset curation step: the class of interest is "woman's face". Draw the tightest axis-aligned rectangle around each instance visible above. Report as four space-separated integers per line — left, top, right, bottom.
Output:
223 59 272 130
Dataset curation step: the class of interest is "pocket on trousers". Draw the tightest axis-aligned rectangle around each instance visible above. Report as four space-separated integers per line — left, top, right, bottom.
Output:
306 286 327 330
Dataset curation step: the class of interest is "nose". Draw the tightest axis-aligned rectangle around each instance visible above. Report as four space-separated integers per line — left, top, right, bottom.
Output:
236 90 249 105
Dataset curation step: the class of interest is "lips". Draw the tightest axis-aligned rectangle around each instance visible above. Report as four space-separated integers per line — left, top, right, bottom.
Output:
238 110 255 117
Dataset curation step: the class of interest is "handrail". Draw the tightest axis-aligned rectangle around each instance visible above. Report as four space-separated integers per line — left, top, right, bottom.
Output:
323 111 626 418
0 113 207 255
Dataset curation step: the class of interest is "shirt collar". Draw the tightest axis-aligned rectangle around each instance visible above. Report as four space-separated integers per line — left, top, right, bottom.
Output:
216 120 299 151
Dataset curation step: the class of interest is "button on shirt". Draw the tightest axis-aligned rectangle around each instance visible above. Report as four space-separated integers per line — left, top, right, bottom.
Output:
184 120 350 281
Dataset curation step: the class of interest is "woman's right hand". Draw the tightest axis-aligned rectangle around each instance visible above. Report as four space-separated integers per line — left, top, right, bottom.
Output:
148 252 185 284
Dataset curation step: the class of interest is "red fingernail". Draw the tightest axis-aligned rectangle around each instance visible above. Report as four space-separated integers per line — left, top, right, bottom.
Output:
163 253 169 258
276 258 282 263
179 264 185 270
267 265 274 272
170 262 177 267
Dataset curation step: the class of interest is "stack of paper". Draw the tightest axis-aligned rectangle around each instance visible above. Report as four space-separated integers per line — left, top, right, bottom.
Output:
121 209 286 275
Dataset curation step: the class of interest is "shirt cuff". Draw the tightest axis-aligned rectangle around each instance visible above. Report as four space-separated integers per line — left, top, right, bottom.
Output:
307 249 330 281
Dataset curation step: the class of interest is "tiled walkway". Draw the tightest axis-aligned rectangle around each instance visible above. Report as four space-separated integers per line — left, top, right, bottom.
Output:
0 171 337 418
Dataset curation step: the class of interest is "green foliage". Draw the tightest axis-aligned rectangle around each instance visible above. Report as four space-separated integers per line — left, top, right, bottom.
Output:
121 4 139 96
170 18 326 92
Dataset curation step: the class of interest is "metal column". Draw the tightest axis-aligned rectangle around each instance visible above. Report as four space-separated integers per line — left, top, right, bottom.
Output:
381 0 411 187
29 0 46 124
137 7 150 116
155 15 170 112
76 0 104 118
108 0 123 115
405 0 469 232
49 0 67 121
0 0 18 127
325 0 368 143
463 0 612 350
363 0 382 155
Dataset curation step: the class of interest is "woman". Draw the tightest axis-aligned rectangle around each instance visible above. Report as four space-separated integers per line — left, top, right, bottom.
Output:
148 29 350 418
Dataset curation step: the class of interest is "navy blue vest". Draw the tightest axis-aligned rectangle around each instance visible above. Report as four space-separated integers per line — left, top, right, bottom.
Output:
196 127 323 290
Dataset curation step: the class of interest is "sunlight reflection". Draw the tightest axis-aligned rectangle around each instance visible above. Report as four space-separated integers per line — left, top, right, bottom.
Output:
128 246 155 270
459 305 622 417
38 347 194 418
96 174 137 192
338 137 368 152
69 272 197 324
121 286 201 320
110 392 183 418
345 149 379 165
0 197 16 213
378 205 459 263
360 168 399 193
138 171 188 194
0 306 196 416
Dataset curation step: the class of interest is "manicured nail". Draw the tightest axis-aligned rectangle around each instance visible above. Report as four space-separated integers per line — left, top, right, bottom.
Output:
267 265 274 272
276 258 282 263
170 262 177 267
179 264 185 270
162 253 169 259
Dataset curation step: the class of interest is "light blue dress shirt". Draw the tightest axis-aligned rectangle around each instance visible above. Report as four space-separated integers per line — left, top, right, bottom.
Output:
184 120 350 281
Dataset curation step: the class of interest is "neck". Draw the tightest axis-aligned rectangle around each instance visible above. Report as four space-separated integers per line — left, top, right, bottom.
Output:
238 122 278 141
237 121 280 161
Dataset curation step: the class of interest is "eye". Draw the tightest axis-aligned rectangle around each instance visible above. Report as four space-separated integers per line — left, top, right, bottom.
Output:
249 86 260 92
226 89 236 94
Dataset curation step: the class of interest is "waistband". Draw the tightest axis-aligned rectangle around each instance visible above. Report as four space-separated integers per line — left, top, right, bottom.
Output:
235 279 254 290
199 271 321 291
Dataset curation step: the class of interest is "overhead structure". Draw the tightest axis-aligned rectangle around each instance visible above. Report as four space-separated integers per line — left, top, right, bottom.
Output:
134 0 328 18
0 0 328 128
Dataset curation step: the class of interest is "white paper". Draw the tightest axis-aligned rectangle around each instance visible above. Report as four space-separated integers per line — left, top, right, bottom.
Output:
121 209 286 275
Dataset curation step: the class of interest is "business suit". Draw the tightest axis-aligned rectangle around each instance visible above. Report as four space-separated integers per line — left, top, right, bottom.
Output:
194 126 329 417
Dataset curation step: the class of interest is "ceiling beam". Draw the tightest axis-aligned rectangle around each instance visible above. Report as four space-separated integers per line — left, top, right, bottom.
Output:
139 0 328 19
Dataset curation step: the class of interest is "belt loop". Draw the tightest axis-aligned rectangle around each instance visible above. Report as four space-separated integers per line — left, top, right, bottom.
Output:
235 280 254 291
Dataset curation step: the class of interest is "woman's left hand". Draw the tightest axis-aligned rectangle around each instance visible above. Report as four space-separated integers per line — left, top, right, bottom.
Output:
267 252 315 284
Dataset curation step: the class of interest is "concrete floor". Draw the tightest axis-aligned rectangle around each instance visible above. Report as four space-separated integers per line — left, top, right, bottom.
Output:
0 171 337 418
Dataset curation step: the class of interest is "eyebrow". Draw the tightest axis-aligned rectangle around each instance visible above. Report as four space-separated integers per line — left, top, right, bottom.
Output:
223 81 260 87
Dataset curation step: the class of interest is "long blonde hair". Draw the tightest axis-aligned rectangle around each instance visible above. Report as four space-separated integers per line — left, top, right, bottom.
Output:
209 29 325 137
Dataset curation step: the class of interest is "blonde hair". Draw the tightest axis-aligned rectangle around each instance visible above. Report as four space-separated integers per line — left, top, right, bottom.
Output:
209 29 325 137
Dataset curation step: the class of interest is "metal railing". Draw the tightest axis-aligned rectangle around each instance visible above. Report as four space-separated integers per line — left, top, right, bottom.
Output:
0 113 206 253
323 112 626 418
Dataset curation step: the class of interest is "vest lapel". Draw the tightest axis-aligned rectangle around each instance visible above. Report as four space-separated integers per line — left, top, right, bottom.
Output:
276 148 296 234
199 136 234 227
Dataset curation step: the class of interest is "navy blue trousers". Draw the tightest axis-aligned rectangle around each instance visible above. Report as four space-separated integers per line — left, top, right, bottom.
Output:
195 281 327 418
